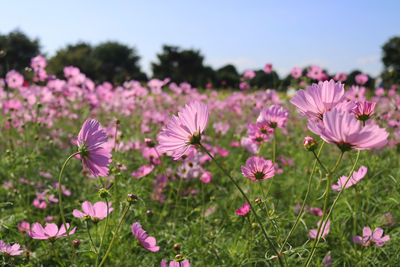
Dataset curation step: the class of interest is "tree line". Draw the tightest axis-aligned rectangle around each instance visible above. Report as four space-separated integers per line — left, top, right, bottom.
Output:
0 30 399 88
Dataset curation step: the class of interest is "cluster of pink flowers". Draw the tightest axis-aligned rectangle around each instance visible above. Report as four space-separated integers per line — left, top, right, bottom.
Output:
291 80 388 152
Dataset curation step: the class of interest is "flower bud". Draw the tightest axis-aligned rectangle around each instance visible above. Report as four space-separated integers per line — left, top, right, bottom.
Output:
174 254 185 262
303 136 317 151
146 210 153 215
83 215 91 222
255 198 262 204
352 101 376 123
73 239 80 248
127 193 138 204
98 188 111 199
144 138 155 147
173 243 180 251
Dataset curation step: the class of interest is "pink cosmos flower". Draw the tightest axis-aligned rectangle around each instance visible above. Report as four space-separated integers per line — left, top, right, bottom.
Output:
200 171 212 184
157 101 209 160
213 122 230 135
5 70 24 88
333 72 347 82
72 201 113 221
309 219 330 239
239 81 251 90
236 202 250 216
131 222 159 252
291 67 302 79
53 182 71 196
243 70 256 80
132 165 154 178
353 227 390 247
332 166 367 191
230 141 240 147
142 147 161 165
31 55 47 70
375 87 385 97
322 251 331 267
290 80 345 121
355 74 368 85
18 221 31 234
44 216 54 222
0 240 23 255
64 66 80 79
257 105 289 129
241 156 275 182
352 101 376 122
39 170 53 179
161 259 190 267
240 137 259 154
307 65 323 80
77 119 112 177
310 207 323 216
32 191 58 209
308 108 388 151
3 99 22 114
30 223 76 240
345 85 366 102
264 63 273 73
247 123 273 144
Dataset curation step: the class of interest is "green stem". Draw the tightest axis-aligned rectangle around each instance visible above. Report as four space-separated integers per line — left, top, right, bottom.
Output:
98 204 130 267
112 122 120 213
258 182 280 238
87 221 98 254
95 223 99 247
307 150 361 266
312 150 329 174
113 172 119 214
57 152 80 252
304 151 344 267
258 182 269 213
280 142 325 252
353 187 358 250
272 130 277 164
95 198 110 266
246 216 253 260
200 181 205 235
200 143 284 267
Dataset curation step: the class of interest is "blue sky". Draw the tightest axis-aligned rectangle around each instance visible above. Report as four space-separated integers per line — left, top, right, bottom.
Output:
2 0 400 77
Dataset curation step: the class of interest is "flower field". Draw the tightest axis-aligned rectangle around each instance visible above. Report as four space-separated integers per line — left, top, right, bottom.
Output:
0 58 399 266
